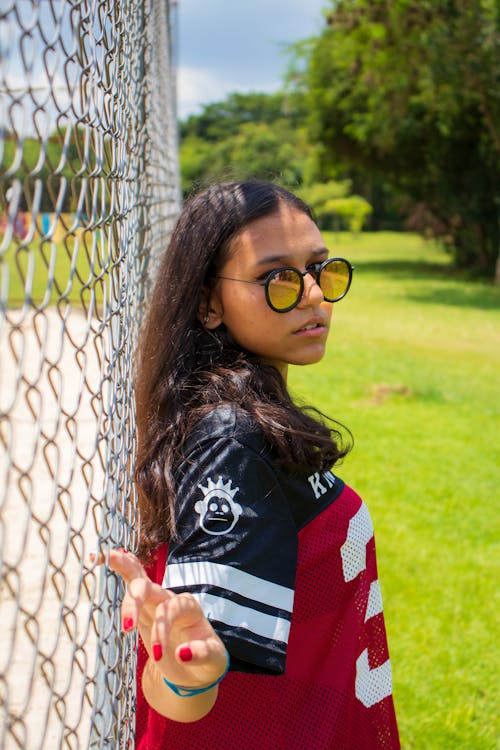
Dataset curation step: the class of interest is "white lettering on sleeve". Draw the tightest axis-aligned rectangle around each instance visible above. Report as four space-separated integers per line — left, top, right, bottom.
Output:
323 470 336 488
307 472 326 499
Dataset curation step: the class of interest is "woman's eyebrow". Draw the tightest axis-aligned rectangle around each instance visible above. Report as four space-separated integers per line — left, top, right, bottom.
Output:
254 247 328 267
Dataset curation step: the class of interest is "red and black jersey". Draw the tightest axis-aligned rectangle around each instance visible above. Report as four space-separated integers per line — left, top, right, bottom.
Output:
135 407 400 749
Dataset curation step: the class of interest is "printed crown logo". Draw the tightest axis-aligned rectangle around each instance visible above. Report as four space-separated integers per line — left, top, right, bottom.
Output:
198 476 239 500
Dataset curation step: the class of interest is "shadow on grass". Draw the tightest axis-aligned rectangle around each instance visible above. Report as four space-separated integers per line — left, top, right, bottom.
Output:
406 286 500 310
356 260 500 310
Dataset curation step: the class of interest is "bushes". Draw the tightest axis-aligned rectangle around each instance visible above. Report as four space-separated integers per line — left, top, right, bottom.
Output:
298 180 373 232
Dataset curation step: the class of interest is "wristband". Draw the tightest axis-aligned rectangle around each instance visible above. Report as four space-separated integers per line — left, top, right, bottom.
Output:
162 649 230 697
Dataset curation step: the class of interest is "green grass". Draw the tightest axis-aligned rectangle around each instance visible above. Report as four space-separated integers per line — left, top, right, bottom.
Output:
289 232 500 749
1 230 110 309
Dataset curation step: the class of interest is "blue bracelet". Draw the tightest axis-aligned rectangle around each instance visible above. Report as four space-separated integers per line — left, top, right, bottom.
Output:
162 649 230 697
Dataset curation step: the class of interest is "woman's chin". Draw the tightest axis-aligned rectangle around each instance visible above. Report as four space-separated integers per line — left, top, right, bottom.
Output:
289 349 327 367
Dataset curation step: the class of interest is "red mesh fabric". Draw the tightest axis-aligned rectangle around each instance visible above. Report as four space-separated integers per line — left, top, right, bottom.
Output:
135 486 400 749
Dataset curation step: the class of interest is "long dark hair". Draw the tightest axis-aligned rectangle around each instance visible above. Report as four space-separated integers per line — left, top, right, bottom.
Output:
134 180 351 560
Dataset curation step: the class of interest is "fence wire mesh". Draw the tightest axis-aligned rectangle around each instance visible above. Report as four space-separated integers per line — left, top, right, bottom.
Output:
0 1 180 747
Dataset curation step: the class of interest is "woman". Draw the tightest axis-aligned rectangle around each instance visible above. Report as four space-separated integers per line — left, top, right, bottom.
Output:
106 180 400 748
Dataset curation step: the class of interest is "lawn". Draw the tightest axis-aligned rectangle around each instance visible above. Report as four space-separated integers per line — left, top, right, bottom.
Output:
289 232 500 749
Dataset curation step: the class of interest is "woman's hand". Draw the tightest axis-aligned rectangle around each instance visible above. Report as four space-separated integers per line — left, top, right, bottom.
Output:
93 549 228 720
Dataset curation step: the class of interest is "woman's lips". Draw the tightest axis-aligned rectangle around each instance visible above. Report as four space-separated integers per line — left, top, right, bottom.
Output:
293 317 328 335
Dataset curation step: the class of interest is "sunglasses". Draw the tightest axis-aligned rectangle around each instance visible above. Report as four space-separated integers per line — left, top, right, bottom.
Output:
215 257 354 313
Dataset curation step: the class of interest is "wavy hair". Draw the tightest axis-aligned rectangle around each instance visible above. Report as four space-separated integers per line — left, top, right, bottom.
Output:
134 180 352 559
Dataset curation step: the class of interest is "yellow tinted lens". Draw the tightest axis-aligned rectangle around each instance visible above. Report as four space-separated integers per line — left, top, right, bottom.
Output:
320 260 349 300
268 269 301 309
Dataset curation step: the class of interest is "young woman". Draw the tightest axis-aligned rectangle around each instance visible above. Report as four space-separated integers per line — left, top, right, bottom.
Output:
107 180 400 748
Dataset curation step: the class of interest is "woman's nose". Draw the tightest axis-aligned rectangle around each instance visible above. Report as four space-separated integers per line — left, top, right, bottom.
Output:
299 270 324 306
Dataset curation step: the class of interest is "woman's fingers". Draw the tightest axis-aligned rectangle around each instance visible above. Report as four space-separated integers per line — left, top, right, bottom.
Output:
106 548 150 585
151 592 211 644
90 548 228 686
148 594 228 685
174 637 227 669
89 547 149 586
122 576 174 634
90 548 191 642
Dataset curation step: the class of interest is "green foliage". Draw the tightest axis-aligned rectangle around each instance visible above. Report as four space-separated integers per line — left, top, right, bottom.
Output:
298 180 373 231
180 119 312 194
326 196 372 233
179 136 214 194
179 91 318 194
290 231 500 748
294 0 500 277
180 91 302 141
299 179 353 204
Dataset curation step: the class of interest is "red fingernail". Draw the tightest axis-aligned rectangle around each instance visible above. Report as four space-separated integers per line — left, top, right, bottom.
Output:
152 643 162 661
179 646 193 662
123 617 134 632
118 548 128 554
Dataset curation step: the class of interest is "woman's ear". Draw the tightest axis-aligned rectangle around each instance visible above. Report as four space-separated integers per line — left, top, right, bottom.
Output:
197 285 223 329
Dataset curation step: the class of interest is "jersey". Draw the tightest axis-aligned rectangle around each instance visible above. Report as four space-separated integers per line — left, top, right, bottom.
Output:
135 407 400 749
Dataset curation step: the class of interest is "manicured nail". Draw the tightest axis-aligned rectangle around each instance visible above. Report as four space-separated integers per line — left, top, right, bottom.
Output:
118 548 128 554
123 617 134 632
152 643 163 661
179 646 193 662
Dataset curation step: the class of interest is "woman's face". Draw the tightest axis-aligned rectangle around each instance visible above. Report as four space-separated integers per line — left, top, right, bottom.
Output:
206 205 334 379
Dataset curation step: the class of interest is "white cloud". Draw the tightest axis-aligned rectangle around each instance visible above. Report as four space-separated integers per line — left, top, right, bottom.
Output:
177 66 279 120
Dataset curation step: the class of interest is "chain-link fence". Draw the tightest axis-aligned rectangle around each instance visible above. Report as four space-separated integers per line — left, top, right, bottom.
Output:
0 1 180 747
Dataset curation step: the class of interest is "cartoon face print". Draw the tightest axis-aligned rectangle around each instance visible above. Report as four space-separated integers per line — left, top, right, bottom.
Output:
195 476 243 535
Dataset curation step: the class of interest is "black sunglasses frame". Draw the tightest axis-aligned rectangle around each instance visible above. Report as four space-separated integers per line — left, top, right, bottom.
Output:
216 257 354 313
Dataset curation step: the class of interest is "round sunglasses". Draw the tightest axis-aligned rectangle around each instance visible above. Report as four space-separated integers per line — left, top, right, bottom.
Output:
215 257 354 313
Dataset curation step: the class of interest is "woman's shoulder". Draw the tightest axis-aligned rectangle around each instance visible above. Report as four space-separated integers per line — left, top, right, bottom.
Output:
183 404 268 456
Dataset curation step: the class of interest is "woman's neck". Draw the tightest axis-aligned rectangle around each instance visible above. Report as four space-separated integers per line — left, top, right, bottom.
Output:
260 359 288 382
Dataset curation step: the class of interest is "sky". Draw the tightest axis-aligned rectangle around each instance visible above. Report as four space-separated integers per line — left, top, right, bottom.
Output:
176 0 328 120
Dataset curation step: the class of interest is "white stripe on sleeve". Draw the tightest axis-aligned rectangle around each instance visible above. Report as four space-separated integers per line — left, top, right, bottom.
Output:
190 592 292 644
163 560 294 612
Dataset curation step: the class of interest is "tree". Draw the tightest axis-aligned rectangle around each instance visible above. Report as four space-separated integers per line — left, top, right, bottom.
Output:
179 92 318 194
294 0 500 278
180 91 304 142
298 180 372 232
